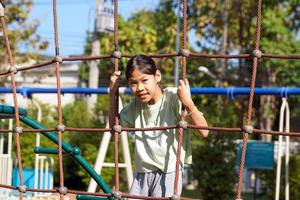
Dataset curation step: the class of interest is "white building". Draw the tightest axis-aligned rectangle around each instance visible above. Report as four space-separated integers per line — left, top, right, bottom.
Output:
3 57 81 107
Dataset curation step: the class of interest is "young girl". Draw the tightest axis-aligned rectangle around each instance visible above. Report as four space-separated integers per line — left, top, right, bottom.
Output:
109 54 208 198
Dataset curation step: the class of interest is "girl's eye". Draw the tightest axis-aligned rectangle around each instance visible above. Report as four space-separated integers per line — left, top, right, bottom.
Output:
129 82 137 86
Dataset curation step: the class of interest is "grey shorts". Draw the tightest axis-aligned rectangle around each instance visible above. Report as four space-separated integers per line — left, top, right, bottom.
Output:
129 170 182 198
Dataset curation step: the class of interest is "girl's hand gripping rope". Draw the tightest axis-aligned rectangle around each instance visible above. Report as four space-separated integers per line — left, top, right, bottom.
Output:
109 70 121 94
177 79 196 113
177 79 209 138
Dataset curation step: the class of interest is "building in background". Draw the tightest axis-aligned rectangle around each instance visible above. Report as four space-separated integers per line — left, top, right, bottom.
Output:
2 56 81 108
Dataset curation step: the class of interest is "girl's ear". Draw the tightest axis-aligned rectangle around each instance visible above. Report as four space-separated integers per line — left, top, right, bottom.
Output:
155 70 162 83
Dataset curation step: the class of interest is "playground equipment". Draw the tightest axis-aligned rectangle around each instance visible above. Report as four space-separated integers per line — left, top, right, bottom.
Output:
275 98 290 200
1 0 300 199
0 105 114 199
0 118 12 198
88 97 133 193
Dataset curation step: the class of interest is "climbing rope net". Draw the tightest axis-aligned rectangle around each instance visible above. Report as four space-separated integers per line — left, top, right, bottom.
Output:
1 0 300 199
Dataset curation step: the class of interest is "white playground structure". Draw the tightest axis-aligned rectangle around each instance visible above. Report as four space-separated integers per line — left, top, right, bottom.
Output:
0 96 133 199
0 100 55 200
88 97 133 192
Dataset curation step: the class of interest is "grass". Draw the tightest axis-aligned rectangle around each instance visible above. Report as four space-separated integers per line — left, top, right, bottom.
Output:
182 188 202 199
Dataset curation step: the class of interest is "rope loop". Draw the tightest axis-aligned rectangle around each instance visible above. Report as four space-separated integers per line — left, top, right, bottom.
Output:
280 87 288 98
227 87 235 100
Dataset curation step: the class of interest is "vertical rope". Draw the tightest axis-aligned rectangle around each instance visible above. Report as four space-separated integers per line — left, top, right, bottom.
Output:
113 0 119 51
113 0 120 195
181 0 187 80
174 0 188 196
52 0 64 199
1 10 24 200
236 0 262 199
53 0 59 56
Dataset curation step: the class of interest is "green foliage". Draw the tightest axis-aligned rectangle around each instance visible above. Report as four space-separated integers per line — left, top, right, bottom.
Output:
259 155 300 199
192 97 239 200
0 1 48 65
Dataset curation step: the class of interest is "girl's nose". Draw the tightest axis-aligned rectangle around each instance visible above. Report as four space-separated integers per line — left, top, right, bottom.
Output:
137 83 144 92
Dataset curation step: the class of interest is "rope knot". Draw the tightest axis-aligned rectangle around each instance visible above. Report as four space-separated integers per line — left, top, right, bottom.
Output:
57 186 68 195
170 194 180 200
242 125 253 134
180 49 190 57
112 191 122 198
56 124 65 132
53 56 63 64
18 185 27 193
252 49 262 58
113 51 122 59
14 126 23 134
9 66 18 74
178 120 188 129
112 125 122 133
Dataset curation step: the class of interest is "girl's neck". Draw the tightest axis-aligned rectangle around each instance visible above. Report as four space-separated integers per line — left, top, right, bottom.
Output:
148 87 163 105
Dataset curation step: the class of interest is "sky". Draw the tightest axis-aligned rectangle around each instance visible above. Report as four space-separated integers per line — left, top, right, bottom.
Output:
28 0 161 56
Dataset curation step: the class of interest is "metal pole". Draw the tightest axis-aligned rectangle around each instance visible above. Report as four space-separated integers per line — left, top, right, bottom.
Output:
87 0 101 111
174 0 181 87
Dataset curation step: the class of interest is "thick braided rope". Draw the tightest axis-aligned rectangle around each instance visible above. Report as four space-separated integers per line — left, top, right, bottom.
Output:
52 1 65 199
173 0 188 196
112 0 120 196
0 8 25 200
236 0 262 199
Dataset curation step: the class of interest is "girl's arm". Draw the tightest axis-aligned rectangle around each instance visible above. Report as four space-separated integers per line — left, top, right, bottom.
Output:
177 79 209 138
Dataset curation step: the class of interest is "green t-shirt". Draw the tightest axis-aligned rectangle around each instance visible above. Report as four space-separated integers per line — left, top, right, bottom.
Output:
120 87 193 173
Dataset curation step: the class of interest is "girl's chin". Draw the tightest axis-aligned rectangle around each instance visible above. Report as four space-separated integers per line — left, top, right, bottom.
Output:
138 98 150 103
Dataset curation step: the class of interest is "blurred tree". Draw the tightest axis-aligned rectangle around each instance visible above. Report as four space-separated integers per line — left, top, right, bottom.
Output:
0 0 48 66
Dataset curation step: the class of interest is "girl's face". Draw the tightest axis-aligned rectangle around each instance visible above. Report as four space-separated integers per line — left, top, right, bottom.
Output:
128 68 162 105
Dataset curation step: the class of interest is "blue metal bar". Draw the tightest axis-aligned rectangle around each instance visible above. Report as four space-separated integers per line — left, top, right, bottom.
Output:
1 87 300 98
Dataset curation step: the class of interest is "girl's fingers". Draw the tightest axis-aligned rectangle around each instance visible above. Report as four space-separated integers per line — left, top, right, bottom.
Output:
185 78 190 89
111 71 121 81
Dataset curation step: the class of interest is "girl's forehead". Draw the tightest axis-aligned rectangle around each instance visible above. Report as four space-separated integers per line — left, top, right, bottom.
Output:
129 68 154 80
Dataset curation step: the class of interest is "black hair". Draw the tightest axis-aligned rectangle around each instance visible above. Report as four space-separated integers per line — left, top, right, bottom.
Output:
125 54 157 80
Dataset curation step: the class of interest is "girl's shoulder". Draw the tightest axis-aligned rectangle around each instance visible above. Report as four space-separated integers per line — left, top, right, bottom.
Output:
121 97 139 111
163 87 179 103
163 87 178 97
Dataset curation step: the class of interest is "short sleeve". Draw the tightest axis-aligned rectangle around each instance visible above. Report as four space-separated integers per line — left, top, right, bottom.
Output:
120 100 135 128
